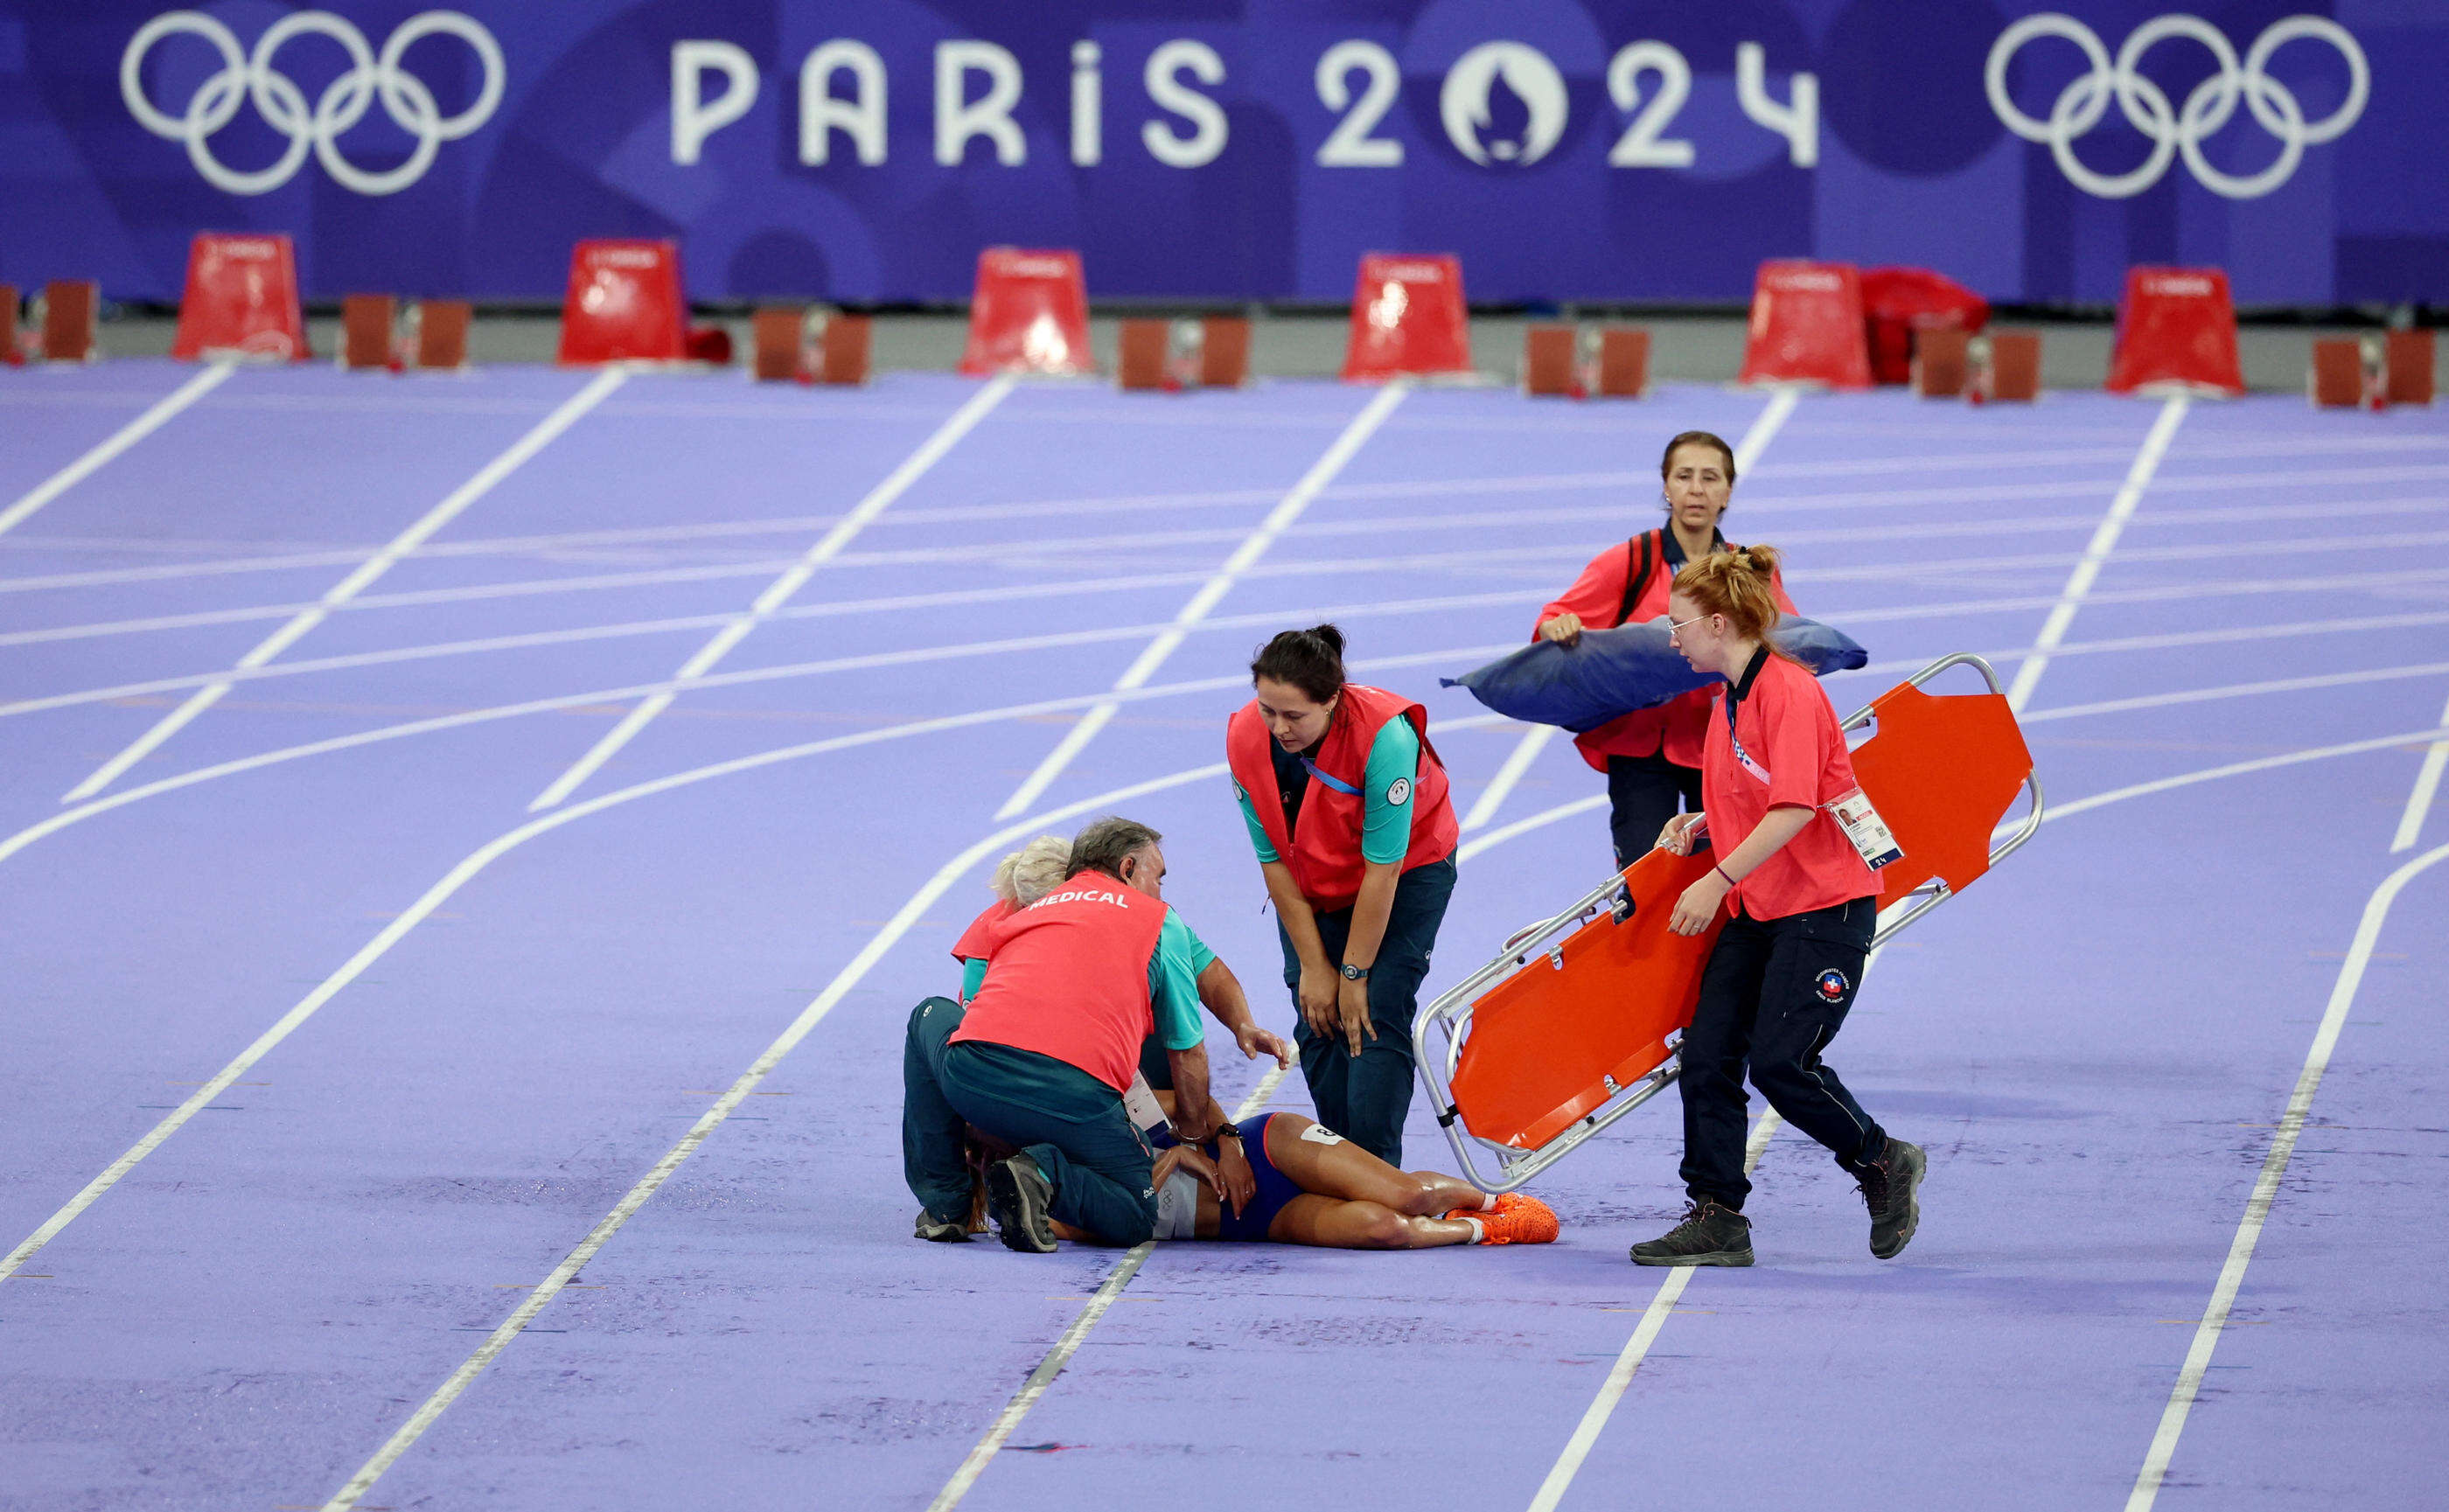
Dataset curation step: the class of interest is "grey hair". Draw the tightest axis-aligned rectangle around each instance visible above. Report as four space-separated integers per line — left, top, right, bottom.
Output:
1065 816 1162 881
991 834 1072 906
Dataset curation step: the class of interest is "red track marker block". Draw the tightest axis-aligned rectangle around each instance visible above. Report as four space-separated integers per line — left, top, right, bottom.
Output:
2107 267 2243 396
1594 328 1650 398
959 247 1092 377
172 233 307 361
43 281 100 362
1860 266 1987 387
1738 260 1871 389
2 284 21 366
558 240 687 365
1342 253 1470 381
2386 330 2434 407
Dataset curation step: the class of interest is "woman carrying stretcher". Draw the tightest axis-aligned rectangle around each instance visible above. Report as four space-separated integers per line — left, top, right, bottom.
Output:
1534 431 1797 868
1227 626 1459 1168
1634 544 1925 1267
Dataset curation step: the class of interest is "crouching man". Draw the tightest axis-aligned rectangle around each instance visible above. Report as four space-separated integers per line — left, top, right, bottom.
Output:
921 817 1221 1251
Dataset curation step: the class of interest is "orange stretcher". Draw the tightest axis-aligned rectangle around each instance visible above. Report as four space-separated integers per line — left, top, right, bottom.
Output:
1415 653 2044 1193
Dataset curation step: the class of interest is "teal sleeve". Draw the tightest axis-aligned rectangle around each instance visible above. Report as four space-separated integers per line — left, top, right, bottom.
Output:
1235 779 1280 864
959 956 987 1004
1359 717 1421 865
1148 911 1208 1052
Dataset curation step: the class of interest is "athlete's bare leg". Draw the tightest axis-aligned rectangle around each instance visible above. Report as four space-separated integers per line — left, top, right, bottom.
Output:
1258 1115 1492 1217
1266 1194 1479 1248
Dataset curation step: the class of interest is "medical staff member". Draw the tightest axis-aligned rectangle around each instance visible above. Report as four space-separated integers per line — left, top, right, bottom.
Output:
1227 625 1458 1167
1630 544 1925 1268
907 834 1292 1243
924 818 1222 1251
1534 431 1797 867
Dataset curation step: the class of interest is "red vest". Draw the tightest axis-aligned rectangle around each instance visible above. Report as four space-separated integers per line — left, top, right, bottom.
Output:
1226 682 1459 911
947 877 1167 1092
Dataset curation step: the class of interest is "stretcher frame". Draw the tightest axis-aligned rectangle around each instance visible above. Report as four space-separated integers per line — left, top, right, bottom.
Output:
1416 652 2045 1194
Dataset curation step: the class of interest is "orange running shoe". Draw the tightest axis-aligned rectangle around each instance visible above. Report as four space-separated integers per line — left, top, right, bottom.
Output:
1473 1192 1560 1245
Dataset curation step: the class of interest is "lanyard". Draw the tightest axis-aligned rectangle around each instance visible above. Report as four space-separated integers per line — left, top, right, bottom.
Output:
1299 755 1362 797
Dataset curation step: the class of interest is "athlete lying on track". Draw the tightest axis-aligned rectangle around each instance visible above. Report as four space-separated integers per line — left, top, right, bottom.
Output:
1077 1089 1559 1250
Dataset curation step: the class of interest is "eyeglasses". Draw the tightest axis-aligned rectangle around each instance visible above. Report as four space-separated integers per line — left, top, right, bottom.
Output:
1666 613 1713 633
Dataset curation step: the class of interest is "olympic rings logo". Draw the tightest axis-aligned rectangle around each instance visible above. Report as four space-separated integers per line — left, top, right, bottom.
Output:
121 10 504 197
1985 13 2366 200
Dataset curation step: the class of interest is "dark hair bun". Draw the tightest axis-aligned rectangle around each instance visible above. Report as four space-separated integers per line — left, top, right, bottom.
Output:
1251 623 1349 704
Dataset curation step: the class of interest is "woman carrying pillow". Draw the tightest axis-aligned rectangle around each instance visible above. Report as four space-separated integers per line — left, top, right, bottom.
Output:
1533 430 1798 867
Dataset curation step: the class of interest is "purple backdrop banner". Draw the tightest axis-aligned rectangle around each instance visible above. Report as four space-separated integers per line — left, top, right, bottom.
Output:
2 1 2440 306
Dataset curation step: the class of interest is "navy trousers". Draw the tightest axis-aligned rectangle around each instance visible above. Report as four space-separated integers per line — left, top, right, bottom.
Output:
1677 896 1888 1210
1280 855 1456 1167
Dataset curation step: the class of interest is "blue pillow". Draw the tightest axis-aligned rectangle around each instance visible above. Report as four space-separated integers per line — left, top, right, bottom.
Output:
1442 617 1868 733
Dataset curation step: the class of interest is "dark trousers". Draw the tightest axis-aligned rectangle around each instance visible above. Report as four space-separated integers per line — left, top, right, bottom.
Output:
1279 855 1456 1167
902 996 978 1225
934 1035 1157 1246
1678 895 1887 1210
1607 752 1705 868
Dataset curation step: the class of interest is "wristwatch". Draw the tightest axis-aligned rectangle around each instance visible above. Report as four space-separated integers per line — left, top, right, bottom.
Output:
1211 1124 1243 1143
1341 963 1371 980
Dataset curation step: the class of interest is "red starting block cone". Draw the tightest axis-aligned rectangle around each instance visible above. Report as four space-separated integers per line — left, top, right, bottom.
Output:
2107 267 2243 397
1343 254 1470 382
558 240 687 366
172 233 307 361
1738 261 1871 390
960 248 1092 377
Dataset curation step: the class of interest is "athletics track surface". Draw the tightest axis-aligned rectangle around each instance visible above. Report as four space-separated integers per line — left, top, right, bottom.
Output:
1 361 2444 1511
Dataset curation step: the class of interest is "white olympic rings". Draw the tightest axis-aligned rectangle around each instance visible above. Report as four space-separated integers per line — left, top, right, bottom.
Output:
1985 12 2366 199
121 10 504 197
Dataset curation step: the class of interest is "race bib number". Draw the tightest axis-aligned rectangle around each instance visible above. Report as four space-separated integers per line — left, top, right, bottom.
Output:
1298 1123 1346 1146
1826 787 1904 870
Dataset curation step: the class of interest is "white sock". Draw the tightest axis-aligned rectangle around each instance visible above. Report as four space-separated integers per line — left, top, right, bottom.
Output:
1461 1215 1485 1243
1479 1189 1502 1211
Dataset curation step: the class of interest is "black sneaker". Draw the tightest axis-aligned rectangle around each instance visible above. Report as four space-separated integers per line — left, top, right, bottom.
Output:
1857 1139 1926 1259
1629 1199 1754 1267
986 1153 1058 1253
915 1209 969 1244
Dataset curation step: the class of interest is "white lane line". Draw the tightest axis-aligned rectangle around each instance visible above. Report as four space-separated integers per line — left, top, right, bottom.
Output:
926 1057 1297 1512
1526 1108 1786 1512
317 753 1260 1511
2125 837 2449 1511
1463 726 1557 832
2006 396 2187 711
0 363 236 540
0 643 1523 878
527 377 1014 812
994 381 1410 820
531 376 1018 812
57 372 628 803
1460 792 1606 860
2020 661 2449 725
2389 687 2449 853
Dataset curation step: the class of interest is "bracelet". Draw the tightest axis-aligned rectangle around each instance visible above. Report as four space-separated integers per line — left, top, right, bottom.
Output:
1713 864 1737 888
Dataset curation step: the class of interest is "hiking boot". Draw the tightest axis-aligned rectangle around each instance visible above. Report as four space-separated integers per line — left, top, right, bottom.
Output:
1466 1192 1561 1245
986 1153 1058 1253
1857 1139 1926 1259
915 1209 970 1244
1629 1199 1753 1267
